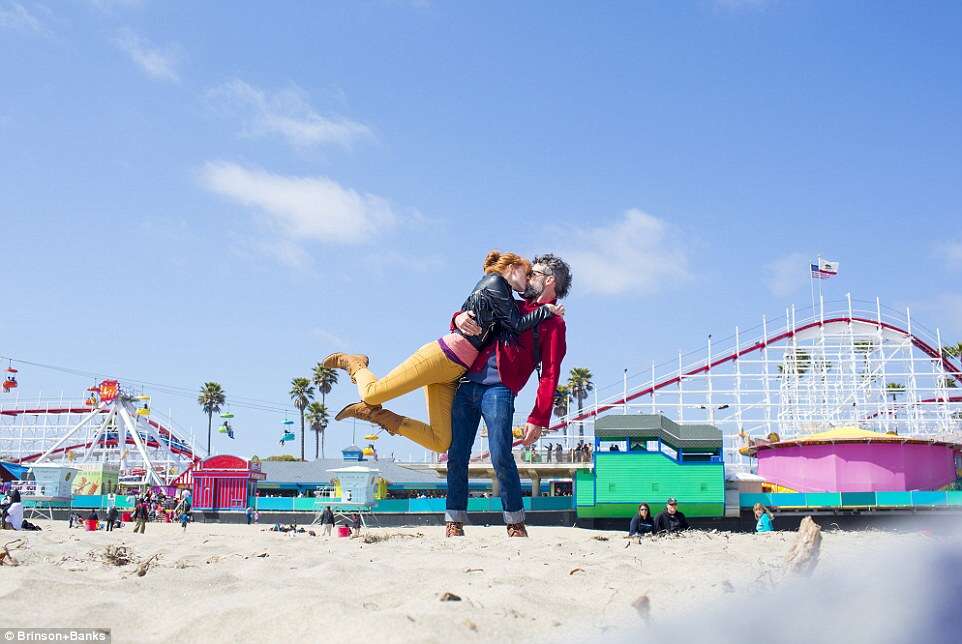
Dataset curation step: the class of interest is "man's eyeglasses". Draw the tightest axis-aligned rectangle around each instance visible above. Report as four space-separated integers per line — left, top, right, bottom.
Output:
530 269 550 278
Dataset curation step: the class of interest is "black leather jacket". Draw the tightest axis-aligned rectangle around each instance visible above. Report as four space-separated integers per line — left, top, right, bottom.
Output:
458 273 554 351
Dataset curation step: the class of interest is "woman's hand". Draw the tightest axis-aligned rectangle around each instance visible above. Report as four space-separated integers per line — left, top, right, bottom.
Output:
545 303 565 317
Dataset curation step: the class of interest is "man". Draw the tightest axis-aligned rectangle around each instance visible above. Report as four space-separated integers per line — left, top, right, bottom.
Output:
653 497 690 534
320 505 335 536
132 498 148 534
106 504 118 532
445 253 572 538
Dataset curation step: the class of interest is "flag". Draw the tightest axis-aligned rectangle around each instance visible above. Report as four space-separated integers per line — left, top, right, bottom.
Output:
811 259 839 279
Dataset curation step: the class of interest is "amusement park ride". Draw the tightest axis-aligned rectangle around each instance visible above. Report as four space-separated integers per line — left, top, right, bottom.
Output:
546 296 962 473
0 378 199 486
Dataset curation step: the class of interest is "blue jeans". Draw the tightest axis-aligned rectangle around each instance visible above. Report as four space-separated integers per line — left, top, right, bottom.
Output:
445 381 524 524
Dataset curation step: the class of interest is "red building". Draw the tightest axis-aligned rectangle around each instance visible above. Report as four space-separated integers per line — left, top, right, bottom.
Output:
191 455 265 511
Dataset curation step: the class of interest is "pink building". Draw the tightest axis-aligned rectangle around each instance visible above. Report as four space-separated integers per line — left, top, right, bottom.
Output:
745 428 962 492
191 455 265 511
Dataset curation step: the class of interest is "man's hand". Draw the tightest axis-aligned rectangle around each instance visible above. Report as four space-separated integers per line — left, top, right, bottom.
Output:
522 422 544 446
545 303 565 317
455 310 482 336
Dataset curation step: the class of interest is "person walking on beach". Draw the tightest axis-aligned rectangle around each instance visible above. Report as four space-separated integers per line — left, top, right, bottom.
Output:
132 499 148 534
320 506 335 536
324 251 563 454
350 512 362 537
445 254 571 538
246 506 254 525
106 505 118 532
654 497 689 534
179 509 190 531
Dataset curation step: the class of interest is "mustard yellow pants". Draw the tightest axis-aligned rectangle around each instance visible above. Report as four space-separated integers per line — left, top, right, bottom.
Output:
353 341 467 453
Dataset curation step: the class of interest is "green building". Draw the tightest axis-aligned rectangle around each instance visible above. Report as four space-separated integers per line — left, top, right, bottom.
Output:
575 414 725 519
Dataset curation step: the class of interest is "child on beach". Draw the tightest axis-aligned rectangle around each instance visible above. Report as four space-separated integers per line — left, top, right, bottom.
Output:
753 503 774 532
179 511 189 531
324 251 564 453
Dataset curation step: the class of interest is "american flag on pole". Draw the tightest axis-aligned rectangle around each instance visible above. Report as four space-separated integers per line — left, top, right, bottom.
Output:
811 259 840 279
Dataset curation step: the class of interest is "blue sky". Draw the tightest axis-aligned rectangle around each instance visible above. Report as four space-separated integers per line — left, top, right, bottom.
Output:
2 0 960 460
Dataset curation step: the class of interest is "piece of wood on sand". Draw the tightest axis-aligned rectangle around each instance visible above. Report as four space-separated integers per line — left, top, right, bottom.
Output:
784 515 822 577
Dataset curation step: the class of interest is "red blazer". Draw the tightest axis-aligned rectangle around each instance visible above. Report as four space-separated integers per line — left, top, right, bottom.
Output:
452 299 567 427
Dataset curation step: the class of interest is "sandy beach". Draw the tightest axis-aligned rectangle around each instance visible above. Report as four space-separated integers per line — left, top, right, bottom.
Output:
1 519 943 643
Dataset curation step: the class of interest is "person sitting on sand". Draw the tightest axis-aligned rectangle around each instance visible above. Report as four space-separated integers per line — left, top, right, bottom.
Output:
3 490 23 531
654 497 689 534
753 502 774 533
323 251 564 454
628 503 655 540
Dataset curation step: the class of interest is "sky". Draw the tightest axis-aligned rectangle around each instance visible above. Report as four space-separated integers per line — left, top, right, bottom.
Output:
1 0 960 462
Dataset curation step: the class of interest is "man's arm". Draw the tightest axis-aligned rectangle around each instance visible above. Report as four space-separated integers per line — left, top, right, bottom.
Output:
527 319 567 428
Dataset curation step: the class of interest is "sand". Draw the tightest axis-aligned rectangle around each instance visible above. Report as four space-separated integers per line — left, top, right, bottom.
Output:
0 519 935 643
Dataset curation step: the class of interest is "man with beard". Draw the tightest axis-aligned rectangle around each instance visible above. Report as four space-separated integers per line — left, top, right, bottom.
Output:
444 254 572 538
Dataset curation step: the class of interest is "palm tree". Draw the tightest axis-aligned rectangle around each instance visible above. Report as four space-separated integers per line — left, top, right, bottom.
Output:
197 382 226 455
886 382 905 403
311 363 338 458
305 401 330 460
567 368 594 437
553 385 570 419
289 377 315 461
943 342 962 359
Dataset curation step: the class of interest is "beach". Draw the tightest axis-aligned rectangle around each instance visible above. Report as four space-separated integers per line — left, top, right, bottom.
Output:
1 519 939 643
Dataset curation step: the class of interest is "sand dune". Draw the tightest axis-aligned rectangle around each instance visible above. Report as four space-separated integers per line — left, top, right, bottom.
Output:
1 520 933 643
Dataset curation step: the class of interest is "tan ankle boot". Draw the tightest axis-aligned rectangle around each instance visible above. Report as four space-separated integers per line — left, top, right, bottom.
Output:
506 523 529 537
445 521 465 537
321 353 369 382
335 402 403 436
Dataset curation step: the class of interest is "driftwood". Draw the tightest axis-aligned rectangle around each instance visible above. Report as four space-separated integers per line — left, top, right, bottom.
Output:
0 538 27 566
784 516 822 577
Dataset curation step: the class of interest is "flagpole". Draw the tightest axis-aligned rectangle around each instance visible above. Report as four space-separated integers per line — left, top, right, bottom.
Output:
809 255 818 318
816 254 824 309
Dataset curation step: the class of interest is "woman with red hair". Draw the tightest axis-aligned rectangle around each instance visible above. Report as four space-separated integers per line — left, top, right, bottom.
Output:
324 250 563 453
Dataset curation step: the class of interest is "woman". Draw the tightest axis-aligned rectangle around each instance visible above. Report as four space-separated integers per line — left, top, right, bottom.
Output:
4 490 23 531
324 251 563 453
628 503 654 539
753 502 774 533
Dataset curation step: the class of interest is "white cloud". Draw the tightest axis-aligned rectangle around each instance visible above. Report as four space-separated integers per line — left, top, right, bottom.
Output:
115 28 181 82
561 209 690 296
0 2 49 35
200 161 397 248
935 240 962 271
207 80 372 149
765 251 810 298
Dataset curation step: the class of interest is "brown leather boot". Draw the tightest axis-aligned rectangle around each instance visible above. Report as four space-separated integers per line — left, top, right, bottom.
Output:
506 523 529 537
335 402 403 436
321 353 369 383
445 521 465 537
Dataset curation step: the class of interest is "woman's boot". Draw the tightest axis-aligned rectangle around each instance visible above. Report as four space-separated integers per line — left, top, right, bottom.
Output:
322 353 369 383
335 402 403 436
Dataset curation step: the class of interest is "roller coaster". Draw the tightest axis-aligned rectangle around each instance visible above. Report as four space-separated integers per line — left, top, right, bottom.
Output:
548 296 962 472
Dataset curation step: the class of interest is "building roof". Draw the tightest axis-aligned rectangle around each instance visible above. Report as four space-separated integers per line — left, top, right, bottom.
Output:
594 414 722 449
259 459 442 485
742 426 962 456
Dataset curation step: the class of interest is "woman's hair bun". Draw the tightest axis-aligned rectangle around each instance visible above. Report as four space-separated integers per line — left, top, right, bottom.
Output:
483 250 502 271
